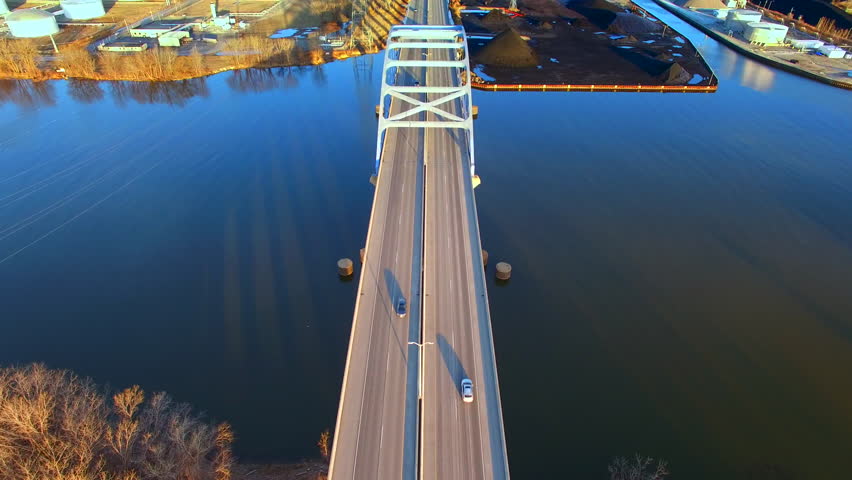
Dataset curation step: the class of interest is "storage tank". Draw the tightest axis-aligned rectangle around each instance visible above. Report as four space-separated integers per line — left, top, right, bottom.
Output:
743 22 788 45
60 0 105 20
0 0 10 15
724 9 762 32
6 9 60 38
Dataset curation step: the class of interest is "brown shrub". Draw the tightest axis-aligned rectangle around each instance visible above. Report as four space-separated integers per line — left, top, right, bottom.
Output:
0 38 45 78
57 48 98 78
0 364 233 480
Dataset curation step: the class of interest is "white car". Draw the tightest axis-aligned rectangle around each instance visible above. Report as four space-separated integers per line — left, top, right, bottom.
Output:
461 379 473 403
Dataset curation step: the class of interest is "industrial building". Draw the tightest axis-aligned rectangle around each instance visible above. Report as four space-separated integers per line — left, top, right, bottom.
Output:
158 30 190 47
129 21 188 38
5 9 60 38
818 44 848 58
743 22 788 45
60 0 106 21
98 40 149 52
790 38 824 50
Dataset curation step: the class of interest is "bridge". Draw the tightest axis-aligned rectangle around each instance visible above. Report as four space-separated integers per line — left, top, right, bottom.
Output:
327 0 510 478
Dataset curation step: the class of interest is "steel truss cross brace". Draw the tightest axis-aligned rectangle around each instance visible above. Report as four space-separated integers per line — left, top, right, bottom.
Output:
375 25 477 178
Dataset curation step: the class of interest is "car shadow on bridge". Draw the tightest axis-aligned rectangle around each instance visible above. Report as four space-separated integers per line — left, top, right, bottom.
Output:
377 268 407 359
437 333 469 396
384 268 405 306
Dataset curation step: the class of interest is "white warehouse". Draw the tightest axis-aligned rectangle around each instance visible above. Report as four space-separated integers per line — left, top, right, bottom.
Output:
60 0 106 20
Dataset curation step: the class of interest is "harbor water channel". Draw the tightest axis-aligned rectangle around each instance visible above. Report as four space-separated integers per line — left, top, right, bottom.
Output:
1 1 850 477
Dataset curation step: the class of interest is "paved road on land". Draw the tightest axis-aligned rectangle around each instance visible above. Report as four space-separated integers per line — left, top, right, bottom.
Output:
327 4 430 480
419 3 510 480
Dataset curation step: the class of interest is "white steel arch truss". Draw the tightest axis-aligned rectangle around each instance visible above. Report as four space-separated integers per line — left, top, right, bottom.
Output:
375 25 476 179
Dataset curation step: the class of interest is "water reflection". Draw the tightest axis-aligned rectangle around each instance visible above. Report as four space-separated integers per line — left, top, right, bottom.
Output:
739 58 776 92
0 80 56 110
226 66 328 93
109 78 210 107
227 68 299 93
0 66 336 110
67 79 105 104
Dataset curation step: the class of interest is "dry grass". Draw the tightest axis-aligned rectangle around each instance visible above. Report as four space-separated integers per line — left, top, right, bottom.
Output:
97 1 170 24
179 0 278 17
0 363 234 480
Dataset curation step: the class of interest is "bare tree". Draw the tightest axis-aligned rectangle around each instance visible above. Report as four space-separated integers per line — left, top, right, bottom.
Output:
0 364 233 480
609 453 670 480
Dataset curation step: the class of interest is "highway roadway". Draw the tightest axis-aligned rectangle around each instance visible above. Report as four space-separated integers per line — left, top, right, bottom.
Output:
327 4 430 480
418 2 509 480
329 0 509 477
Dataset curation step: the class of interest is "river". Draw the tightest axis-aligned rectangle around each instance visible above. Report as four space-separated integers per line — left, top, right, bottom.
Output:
1 1 851 477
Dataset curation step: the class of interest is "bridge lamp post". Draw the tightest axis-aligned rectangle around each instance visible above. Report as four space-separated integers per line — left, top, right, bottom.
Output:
408 341 434 399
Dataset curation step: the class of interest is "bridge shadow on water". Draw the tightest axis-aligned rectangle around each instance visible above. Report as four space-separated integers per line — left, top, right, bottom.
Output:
437 333 468 396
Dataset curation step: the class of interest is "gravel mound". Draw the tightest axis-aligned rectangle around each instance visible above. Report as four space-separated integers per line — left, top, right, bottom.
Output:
476 28 539 67
482 9 510 27
659 63 691 84
607 12 663 34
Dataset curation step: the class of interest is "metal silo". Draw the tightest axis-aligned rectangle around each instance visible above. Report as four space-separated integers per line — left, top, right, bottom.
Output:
0 0 10 16
60 0 106 20
6 9 60 38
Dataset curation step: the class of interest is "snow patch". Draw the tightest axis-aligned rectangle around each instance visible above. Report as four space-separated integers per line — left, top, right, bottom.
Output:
473 65 495 82
270 28 298 39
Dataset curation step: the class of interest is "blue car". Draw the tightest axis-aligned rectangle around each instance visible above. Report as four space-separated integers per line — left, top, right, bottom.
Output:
395 297 407 317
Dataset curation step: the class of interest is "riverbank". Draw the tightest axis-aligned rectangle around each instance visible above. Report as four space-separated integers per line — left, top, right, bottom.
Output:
651 0 852 90
235 462 327 480
0 0 406 82
460 0 718 90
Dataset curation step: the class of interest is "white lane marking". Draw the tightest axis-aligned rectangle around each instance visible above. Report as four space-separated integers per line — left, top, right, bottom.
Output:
376 335 395 467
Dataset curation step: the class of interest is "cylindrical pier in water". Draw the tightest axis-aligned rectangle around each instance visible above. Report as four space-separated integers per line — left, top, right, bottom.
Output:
338 258 354 276
482 249 489 268
495 262 511 280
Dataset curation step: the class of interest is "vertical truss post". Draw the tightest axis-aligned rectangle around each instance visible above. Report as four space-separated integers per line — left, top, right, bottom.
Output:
375 25 476 179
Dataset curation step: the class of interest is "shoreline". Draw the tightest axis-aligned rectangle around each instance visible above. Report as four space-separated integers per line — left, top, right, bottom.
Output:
471 81 717 91
650 0 852 90
462 0 720 92
0 47 371 83
234 461 328 480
